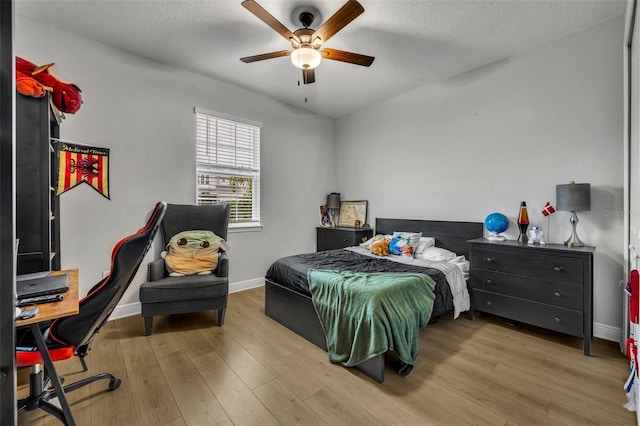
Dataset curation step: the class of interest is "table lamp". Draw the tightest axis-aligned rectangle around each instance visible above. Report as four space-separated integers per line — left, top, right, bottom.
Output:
556 181 591 247
327 192 340 227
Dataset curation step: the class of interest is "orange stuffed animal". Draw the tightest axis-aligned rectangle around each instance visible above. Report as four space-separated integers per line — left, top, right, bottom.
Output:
15 69 46 98
16 56 82 113
370 239 389 256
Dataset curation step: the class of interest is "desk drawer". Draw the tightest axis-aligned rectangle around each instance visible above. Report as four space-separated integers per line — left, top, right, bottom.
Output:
471 289 583 336
470 270 582 310
472 247 583 285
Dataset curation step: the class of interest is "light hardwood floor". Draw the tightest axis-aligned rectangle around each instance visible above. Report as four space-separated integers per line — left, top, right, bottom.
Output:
18 287 636 425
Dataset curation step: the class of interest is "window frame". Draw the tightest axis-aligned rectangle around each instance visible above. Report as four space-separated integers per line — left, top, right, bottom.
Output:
194 107 262 231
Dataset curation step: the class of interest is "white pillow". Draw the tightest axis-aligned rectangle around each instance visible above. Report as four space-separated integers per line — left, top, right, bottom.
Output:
415 246 457 261
415 237 435 254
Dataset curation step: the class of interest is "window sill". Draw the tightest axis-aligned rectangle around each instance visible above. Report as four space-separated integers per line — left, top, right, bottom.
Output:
228 224 263 233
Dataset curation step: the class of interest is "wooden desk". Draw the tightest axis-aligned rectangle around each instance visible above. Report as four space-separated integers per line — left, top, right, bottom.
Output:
16 268 79 425
16 268 79 326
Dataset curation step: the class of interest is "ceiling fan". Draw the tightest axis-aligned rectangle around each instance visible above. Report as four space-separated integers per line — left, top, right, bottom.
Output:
240 0 375 84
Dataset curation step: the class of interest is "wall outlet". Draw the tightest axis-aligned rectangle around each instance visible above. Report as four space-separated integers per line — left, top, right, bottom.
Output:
102 270 110 279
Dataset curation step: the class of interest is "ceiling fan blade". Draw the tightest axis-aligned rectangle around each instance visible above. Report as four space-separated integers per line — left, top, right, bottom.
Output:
312 0 364 44
321 48 374 67
303 68 315 85
240 50 291 63
242 0 298 43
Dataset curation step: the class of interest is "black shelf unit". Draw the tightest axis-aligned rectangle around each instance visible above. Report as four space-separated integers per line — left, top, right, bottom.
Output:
16 94 60 274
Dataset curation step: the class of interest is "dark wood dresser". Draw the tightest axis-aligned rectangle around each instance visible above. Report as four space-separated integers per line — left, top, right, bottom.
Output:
468 238 595 355
316 227 373 252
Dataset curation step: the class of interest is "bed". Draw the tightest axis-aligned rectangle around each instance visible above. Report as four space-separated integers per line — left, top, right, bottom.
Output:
264 218 484 382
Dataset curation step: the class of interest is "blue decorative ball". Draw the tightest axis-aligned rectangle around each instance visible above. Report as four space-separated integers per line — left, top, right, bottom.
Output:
484 212 509 234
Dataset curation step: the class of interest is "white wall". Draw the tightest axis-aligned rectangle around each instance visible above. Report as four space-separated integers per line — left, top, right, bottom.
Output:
16 17 335 307
336 17 625 335
15 14 626 337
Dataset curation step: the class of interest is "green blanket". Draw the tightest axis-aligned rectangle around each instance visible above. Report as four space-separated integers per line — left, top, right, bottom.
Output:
308 269 436 367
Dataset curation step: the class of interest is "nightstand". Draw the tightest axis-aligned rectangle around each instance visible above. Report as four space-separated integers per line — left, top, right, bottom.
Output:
468 238 595 355
316 227 373 252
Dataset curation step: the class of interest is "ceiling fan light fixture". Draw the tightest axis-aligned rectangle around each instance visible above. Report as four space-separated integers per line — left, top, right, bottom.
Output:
241 0 374 83
291 46 321 69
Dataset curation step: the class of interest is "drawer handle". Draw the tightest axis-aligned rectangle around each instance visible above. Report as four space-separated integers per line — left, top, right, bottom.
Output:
486 279 493 285
554 291 561 297
486 257 493 263
486 301 492 306
554 266 562 272
554 316 560 322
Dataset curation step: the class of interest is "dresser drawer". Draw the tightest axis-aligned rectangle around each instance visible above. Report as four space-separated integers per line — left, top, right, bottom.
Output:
472 247 583 285
471 289 583 337
470 270 583 310
316 228 373 252
318 230 351 250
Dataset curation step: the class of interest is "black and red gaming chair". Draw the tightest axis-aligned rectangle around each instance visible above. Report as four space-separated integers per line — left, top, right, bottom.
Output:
16 201 166 424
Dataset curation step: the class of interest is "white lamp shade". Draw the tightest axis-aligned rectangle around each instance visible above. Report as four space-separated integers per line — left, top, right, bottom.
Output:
291 47 321 69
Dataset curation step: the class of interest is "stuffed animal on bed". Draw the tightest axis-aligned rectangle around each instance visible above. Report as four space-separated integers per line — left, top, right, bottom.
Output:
161 230 229 277
370 239 390 256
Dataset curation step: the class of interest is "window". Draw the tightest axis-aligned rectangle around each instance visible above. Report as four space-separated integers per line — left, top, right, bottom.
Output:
195 108 261 228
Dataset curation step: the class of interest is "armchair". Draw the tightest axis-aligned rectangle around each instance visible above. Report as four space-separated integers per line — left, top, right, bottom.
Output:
139 203 230 335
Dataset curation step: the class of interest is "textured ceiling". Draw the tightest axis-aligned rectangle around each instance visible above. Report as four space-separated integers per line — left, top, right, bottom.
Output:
16 0 626 118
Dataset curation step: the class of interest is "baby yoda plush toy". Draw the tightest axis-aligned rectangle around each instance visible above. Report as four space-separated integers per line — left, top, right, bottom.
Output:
162 230 230 277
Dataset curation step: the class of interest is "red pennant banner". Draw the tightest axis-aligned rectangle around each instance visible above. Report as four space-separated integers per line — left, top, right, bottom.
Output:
56 141 110 199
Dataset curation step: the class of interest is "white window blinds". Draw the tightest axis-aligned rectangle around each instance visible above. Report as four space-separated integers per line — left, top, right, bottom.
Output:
195 108 261 227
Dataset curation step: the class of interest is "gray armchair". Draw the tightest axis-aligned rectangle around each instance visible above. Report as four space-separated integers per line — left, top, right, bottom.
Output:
139 203 230 335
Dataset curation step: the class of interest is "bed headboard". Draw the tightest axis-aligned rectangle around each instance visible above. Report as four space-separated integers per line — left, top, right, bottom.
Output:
375 218 484 258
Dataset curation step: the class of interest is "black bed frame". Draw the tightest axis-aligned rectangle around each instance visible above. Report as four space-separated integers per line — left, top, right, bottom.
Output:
264 218 484 383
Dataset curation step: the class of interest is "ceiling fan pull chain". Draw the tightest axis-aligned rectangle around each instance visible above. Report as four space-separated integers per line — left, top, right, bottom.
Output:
304 77 309 103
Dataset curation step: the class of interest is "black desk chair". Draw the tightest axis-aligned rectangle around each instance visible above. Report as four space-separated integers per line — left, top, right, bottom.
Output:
140 203 230 335
16 201 167 425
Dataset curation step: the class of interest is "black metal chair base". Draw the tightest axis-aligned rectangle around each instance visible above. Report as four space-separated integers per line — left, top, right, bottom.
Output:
18 365 121 425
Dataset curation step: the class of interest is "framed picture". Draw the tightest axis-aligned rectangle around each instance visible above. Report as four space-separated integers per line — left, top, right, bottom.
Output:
338 200 368 228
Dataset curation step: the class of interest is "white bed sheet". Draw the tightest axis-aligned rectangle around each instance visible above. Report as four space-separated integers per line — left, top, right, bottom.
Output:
345 246 470 319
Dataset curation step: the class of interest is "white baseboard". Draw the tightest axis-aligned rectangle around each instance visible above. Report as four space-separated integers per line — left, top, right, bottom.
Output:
109 301 141 321
109 278 265 321
109 283 624 346
594 322 622 343
229 277 264 293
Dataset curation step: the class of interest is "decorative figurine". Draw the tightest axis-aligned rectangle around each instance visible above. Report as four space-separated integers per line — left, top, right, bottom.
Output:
527 226 546 245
